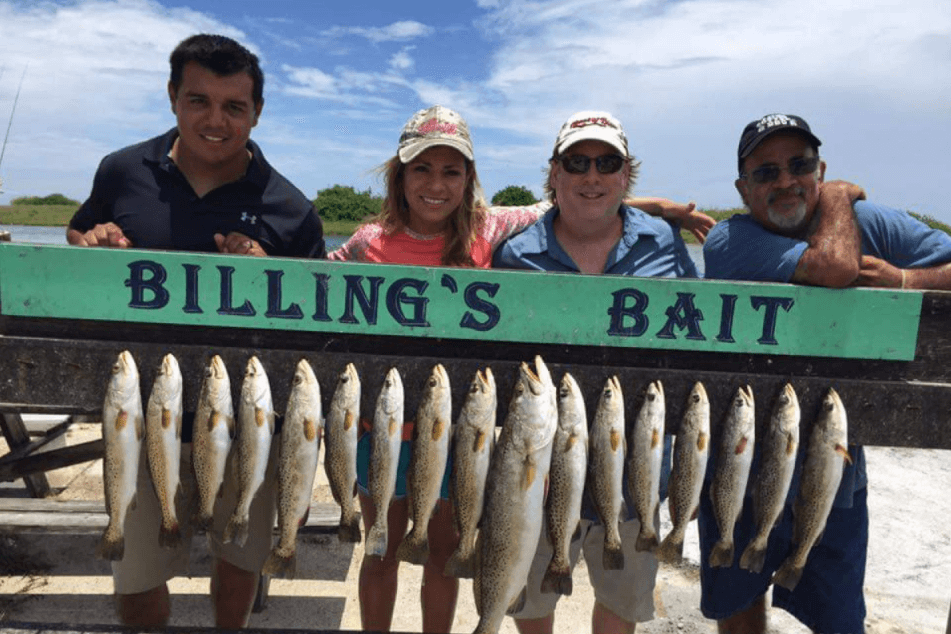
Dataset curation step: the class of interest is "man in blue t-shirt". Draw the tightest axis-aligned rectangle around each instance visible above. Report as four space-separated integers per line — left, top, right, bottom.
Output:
701 113 951 634
493 111 698 634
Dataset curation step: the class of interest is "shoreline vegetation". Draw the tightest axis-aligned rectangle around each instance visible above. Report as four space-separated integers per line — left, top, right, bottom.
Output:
3 204 950 245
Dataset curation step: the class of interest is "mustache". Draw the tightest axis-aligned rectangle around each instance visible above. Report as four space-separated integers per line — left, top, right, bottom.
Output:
767 186 805 205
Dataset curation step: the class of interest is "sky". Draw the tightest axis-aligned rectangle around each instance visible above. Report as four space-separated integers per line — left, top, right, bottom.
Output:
0 0 948 221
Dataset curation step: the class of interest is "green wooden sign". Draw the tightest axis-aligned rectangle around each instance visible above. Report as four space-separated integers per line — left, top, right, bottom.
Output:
0 243 922 360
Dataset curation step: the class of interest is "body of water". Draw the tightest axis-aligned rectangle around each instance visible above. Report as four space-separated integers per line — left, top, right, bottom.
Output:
0 224 704 274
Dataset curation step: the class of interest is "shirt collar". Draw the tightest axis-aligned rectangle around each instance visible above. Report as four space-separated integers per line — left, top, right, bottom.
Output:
145 127 271 191
514 204 663 257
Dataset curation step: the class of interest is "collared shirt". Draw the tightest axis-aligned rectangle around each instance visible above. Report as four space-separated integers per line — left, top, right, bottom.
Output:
492 203 699 278
703 199 951 507
70 128 325 258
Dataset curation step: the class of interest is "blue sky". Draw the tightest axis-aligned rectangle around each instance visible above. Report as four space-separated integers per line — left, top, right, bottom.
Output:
0 0 949 223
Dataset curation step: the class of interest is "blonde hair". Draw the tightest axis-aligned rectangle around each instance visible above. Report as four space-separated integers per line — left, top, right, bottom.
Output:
374 154 488 267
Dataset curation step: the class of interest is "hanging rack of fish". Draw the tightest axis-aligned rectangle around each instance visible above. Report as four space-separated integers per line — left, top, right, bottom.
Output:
2 244 951 629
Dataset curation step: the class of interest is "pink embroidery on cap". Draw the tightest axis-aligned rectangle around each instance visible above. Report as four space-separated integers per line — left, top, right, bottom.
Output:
417 118 459 136
570 117 617 130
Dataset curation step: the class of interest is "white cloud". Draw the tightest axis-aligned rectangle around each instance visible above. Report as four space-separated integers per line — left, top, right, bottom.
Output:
321 20 435 43
389 47 416 72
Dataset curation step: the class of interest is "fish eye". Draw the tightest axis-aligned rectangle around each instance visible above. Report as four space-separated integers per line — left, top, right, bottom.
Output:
429 377 437 388
692 393 700 403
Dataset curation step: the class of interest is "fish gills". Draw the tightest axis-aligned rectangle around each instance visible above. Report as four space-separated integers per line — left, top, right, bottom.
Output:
740 383 800 573
264 359 322 578
223 356 275 547
658 381 710 564
473 356 556 634
365 367 405 559
587 376 626 571
628 380 666 553
709 385 756 568
445 368 497 579
324 363 362 543
397 364 453 565
145 353 184 549
541 373 587 596
191 355 235 533
773 388 849 590
97 350 144 561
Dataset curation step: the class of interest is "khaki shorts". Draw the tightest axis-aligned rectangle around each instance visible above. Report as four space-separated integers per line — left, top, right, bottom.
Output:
111 437 279 595
511 512 659 623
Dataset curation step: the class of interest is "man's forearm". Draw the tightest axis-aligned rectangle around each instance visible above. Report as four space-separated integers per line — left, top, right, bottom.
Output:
792 182 862 287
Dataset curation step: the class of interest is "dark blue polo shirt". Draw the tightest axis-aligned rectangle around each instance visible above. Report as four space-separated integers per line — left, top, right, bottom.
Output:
70 128 325 258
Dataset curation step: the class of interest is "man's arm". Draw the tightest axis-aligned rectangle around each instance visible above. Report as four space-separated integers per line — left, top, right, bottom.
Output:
626 197 716 243
856 256 951 290
790 180 863 288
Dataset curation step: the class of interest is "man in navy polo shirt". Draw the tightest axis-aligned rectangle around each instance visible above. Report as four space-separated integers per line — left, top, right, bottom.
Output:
67 34 324 630
700 113 951 634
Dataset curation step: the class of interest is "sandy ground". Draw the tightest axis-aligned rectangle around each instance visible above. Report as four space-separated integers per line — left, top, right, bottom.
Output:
1 419 949 633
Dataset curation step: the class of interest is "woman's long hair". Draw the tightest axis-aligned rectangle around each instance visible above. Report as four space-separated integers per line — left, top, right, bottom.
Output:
374 153 488 267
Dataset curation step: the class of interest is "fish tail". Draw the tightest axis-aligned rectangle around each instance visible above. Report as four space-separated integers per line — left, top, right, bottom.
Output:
192 511 213 535
364 520 388 559
635 529 659 553
443 546 475 579
709 540 734 568
602 542 625 570
337 513 362 544
540 563 573 596
223 515 249 547
262 549 296 579
739 539 767 574
772 559 803 590
159 521 182 549
96 527 124 561
656 532 685 564
395 529 429 565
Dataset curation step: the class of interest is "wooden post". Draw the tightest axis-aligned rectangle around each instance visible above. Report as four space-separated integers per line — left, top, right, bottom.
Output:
0 412 52 497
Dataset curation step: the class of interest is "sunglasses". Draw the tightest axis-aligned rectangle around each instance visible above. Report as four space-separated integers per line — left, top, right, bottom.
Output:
745 156 820 184
557 153 627 175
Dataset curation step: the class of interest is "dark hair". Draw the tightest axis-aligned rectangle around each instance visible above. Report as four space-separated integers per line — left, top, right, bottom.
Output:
169 34 264 106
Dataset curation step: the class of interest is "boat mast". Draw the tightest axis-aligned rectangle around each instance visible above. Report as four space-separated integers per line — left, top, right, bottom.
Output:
0 65 28 194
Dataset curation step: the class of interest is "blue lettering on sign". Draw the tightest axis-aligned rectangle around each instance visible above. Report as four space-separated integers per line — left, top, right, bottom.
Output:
182 264 202 314
126 260 169 310
656 292 705 340
751 296 794 345
340 275 384 325
216 266 255 317
607 288 649 337
460 282 500 332
264 270 303 320
312 273 331 322
716 294 737 343
386 278 430 327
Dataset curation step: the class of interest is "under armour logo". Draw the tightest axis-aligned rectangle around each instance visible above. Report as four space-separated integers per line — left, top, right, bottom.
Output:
241 212 257 225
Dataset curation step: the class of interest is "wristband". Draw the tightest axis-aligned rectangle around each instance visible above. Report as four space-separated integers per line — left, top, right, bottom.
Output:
900 269 906 289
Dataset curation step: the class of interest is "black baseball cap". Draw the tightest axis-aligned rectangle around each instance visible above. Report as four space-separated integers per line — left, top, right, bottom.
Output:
738 114 822 174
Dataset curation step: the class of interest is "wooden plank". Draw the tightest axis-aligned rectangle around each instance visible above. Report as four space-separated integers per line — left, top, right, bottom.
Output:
0 439 103 482
0 412 51 497
0 499 344 534
0 418 73 466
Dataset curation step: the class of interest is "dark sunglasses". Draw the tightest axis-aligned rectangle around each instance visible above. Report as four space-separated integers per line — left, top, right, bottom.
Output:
745 156 820 184
557 153 627 175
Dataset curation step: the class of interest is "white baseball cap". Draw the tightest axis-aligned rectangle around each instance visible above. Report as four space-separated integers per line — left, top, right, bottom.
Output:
553 110 629 157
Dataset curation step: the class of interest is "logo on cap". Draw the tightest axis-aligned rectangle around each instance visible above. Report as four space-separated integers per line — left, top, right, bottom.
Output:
416 118 459 136
756 114 799 134
570 116 618 131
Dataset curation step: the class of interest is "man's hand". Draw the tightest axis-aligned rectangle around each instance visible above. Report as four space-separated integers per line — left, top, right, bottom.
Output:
667 203 716 244
855 255 903 288
821 179 866 205
214 232 266 257
66 222 131 248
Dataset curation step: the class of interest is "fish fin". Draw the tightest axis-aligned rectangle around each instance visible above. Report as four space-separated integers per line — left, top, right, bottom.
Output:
656 533 684 564
388 416 397 436
836 444 852 463
444 548 475 579
432 417 445 441
786 433 797 456
734 436 749 455
344 410 355 431
175 412 183 439
474 429 487 453
161 408 172 430
159 521 182 549
522 459 537 492
116 410 128 431
739 540 767 574
635 530 659 554
709 540 734 568
395 530 429 565
223 515 249 547
565 434 576 452
262 550 296 579
541 564 572 596
610 429 621 452
602 543 625 570
255 408 266 428
95 531 124 561
697 432 708 452
365 521 388 559
772 559 803 590
304 418 317 442
650 428 661 449
337 515 362 544
506 587 528 615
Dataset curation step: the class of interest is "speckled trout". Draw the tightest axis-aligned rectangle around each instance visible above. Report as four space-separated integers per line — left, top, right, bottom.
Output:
658 381 710 564
145 353 184 549
740 383 800 574
628 380 665 553
587 376 626 570
542 372 587 596
263 359 322 578
773 388 850 590
397 364 452 565
324 363 362 543
473 356 556 634
364 367 405 559
709 385 755 568
191 355 235 533
444 367 496 579
223 356 275 547
97 350 144 561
